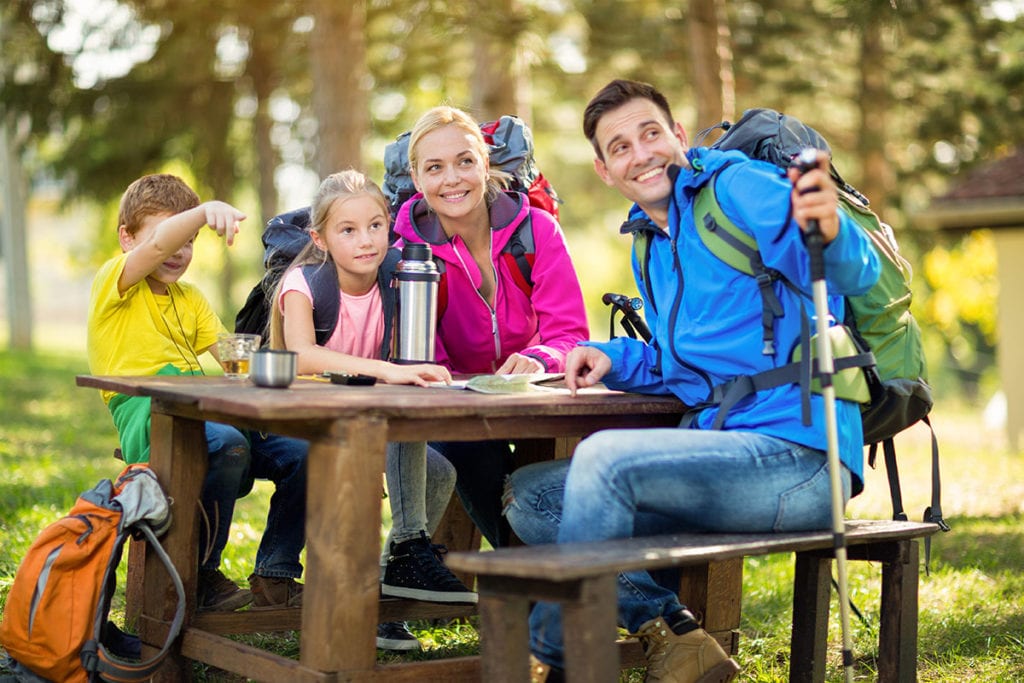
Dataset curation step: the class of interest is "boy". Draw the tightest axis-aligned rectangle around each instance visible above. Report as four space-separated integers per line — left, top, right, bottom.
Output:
87 174 308 611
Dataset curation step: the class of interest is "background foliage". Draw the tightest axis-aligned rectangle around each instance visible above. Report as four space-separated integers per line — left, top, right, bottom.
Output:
2 0 1022 400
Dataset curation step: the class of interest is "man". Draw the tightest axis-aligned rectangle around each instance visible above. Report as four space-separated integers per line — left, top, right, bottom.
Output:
513 80 881 682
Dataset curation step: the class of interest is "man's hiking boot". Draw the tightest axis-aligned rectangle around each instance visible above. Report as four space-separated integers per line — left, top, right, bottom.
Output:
376 621 421 651
382 532 478 604
197 568 252 612
633 614 740 683
529 654 565 683
248 573 303 609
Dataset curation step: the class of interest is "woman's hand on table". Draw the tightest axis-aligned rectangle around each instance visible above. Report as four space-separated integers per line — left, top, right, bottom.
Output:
495 353 544 375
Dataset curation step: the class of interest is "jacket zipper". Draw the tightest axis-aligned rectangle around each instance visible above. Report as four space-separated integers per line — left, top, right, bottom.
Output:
452 235 503 370
665 223 714 398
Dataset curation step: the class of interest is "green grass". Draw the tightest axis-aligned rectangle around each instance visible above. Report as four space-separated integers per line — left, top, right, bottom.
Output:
2 348 1023 681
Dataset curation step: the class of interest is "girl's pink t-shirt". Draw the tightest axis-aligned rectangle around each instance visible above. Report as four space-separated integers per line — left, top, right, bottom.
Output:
279 267 385 359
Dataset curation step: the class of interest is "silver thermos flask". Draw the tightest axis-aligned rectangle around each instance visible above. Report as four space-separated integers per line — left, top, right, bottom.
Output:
394 243 440 363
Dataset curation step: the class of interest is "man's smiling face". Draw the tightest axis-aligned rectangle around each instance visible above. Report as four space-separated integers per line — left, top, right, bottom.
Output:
592 97 689 228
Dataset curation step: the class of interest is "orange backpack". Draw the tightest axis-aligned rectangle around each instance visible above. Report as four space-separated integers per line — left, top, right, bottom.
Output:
0 465 184 683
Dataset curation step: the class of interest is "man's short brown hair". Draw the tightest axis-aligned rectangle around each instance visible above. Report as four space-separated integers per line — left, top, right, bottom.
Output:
117 174 200 235
582 79 676 160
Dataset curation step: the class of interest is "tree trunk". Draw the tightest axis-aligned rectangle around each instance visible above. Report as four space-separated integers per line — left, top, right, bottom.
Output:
470 0 526 122
858 17 890 209
247 37 280 226
1 118 32 351
310 0 369 176
688 0 734 131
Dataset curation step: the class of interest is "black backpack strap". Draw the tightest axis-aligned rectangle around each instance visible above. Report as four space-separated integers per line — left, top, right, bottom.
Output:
921 415 951 573
708 365 796 430
694 172 785 355
706 339 875 430
303 263 341 346
623 217 659 316
881 438 909 522
699 209 785 355
503 213 535 296
797 312 812 426
868 416 949 575
82 523 186 682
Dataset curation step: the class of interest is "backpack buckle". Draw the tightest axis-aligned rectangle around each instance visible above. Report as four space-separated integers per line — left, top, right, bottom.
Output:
80 640 99 672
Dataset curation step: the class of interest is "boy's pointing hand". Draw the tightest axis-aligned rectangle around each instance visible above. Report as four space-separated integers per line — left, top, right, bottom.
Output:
203 201 247 246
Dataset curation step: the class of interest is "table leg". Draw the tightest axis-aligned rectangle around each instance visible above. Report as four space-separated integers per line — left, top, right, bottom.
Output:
145 411 207 682
677 559 743 653
300 415 388 674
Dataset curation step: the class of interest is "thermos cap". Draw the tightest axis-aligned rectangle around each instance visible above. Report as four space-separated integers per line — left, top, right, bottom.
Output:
401 243 432 261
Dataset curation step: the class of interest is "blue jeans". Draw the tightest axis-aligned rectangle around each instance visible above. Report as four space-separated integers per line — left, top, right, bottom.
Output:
248 431 308 579
200 426 308 578
380 441 457 572
432 439 514 547
506 428 851 669
199 422 252 571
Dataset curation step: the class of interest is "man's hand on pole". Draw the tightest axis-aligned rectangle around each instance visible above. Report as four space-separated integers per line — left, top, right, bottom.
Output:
787 151 840 244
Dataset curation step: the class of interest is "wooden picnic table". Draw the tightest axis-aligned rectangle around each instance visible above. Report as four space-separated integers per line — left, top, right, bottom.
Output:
76 374 687 682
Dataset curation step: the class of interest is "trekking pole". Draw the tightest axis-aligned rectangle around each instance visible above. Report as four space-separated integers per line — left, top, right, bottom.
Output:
794 147 855 683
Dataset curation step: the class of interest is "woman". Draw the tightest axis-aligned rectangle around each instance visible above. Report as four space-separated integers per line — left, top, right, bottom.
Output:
392 106 589 546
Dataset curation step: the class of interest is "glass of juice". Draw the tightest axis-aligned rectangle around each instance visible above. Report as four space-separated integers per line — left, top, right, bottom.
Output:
216 333 261 379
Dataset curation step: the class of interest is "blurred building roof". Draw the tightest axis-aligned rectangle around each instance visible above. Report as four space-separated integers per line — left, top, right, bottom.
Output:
916 148 1024 231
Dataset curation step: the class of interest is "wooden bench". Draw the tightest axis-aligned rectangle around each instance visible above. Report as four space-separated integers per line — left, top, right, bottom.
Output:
447 519 939 683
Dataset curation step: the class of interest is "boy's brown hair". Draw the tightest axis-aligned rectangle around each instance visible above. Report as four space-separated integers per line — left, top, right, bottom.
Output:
117 174 200 235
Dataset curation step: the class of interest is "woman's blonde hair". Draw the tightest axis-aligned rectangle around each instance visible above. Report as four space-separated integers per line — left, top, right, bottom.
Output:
408 105 510 205
268 169 390 349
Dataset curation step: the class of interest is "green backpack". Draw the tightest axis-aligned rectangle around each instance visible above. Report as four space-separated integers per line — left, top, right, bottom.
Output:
630 108 946 538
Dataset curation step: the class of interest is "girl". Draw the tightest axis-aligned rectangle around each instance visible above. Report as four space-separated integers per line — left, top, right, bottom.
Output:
392 106 590 547
270 170 476 651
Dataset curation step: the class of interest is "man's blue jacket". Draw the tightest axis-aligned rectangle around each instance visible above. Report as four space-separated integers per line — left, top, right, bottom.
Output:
589 147 881 494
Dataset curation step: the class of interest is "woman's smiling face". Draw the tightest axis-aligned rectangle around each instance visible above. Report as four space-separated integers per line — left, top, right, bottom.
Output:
411 123 490 225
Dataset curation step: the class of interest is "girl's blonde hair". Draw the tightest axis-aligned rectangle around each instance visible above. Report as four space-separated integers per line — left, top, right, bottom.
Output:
268 169 391 349
408 105 510 205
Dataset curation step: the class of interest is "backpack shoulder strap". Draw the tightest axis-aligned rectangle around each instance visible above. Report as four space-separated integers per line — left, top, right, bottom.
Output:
693 171 785 355
692 178 759 275
623 218 657 314
82 524 185 682
502 212 535 297
378 248 401 360
302 263 341 346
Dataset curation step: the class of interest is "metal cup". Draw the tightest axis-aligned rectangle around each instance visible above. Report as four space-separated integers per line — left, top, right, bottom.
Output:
250 349 297 388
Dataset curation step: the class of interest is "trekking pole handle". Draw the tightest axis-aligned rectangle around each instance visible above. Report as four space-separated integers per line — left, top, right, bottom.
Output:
602 293 652 343
793 148 825 281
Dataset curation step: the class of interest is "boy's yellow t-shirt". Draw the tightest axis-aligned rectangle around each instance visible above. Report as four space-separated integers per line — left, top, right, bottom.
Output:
88 252 227 405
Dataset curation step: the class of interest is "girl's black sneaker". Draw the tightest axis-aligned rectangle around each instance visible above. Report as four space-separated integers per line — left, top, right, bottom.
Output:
382 532 478 604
